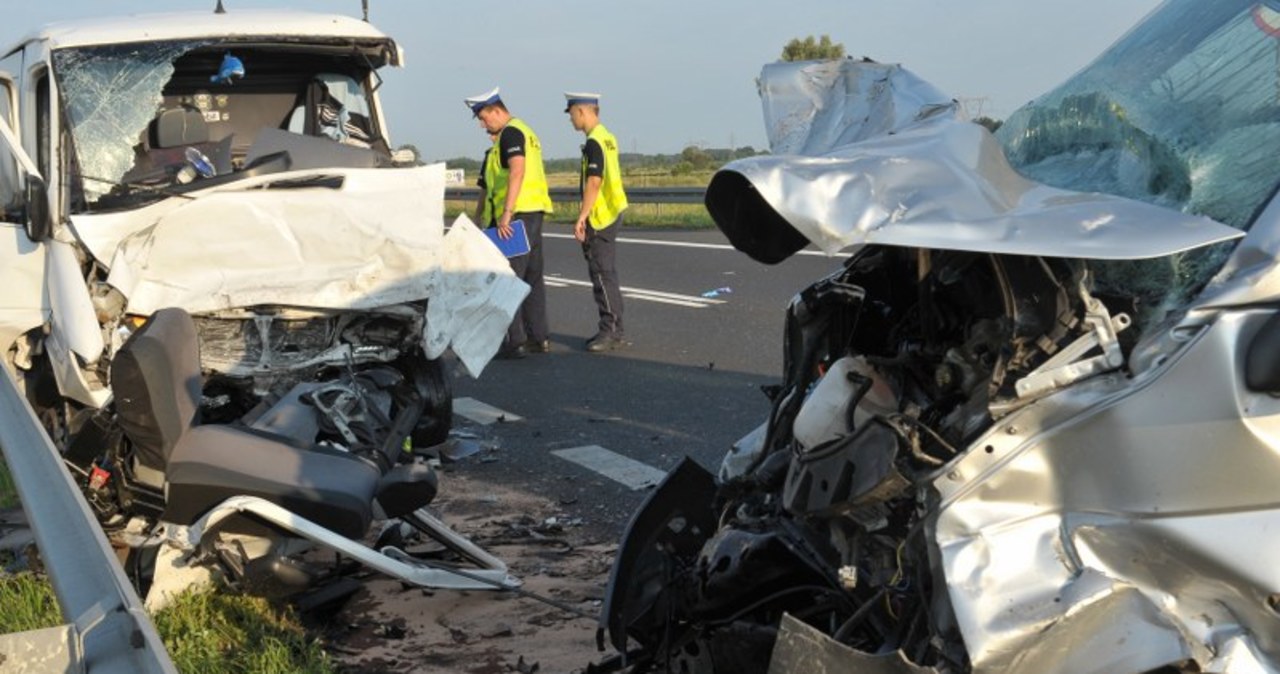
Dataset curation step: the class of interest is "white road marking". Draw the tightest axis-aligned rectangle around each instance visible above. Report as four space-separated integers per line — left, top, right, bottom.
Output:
551 445 668 491
545 275 723 309
544 231 832 257
453 397 523 425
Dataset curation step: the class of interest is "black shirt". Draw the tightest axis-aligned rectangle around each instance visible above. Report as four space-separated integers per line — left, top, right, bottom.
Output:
581 138 604 178
498 125 526 169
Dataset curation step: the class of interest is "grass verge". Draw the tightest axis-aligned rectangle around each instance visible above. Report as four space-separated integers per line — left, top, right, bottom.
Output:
0 573 337 674
0 454 18 510
154 590 335 674
446 200 714 229
451 169 716 229
0 572 59 634
0 450 334 673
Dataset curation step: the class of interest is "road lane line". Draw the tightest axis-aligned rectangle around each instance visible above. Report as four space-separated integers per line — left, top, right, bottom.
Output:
453 397 523 425
551 445 668 490
545 276 724 308
544 231 832 256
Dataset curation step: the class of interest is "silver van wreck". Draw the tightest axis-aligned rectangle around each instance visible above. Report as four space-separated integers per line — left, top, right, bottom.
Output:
599 1 1280 672
0 10 525 603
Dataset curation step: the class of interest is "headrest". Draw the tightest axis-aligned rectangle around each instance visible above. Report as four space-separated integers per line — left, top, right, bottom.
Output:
152 107 210 149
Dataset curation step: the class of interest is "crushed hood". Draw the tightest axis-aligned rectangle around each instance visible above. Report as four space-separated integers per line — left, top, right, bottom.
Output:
77 164 525 377
707 59 1243 264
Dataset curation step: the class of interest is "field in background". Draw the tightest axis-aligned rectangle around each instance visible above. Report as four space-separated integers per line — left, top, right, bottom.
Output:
447 169 716 228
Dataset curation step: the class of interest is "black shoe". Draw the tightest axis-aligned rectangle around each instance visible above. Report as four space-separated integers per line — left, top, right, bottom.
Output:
523 339 552 353
585 334 627 353
495 343 527 360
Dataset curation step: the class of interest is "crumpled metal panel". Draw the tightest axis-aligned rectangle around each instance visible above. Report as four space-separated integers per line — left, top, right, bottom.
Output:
96 165 524 377
934 309 1280 673
757 59 954 157
768 614 938 674
424 215 529 377
1198 191 1280 310
105 165 448 313
708 63 1241 264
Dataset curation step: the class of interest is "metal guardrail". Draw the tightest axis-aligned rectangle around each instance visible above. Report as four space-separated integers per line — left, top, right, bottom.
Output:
445 186 706 205
0 366 176 673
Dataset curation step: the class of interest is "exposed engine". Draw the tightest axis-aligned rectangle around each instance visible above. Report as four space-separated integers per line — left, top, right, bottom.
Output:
190 304 451 449
597 246 1105 673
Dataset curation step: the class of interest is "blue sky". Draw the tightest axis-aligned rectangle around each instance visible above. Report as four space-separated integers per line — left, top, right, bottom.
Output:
1 0 1162 161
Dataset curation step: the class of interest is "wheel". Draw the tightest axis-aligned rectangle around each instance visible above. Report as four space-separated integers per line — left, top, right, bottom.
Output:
409 354 452 449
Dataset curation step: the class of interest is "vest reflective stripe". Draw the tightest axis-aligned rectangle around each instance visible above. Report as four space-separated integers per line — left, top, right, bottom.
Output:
486 118 553 217
584 124 628 229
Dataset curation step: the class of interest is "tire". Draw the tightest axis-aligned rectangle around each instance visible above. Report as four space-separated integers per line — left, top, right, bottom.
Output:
409 354 452 449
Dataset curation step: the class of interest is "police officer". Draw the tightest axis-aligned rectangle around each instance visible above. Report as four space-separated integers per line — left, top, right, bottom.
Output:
464 87 554 357
565 92 629 352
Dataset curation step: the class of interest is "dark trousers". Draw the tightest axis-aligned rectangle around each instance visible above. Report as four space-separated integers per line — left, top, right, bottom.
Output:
507 211 548 345
582 216 624 336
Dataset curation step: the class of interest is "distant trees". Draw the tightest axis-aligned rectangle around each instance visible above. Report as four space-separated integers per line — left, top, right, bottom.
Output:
440 145 768 177
781 35 846 62
680 145 713 170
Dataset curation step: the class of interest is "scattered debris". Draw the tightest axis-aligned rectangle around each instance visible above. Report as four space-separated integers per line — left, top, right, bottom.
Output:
440 438 483 461
327 476 606 673
700 286 733 298
373 622 408 640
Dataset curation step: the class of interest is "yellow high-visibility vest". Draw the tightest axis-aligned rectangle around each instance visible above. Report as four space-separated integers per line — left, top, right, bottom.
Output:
484 118 553 219
583 124 628 229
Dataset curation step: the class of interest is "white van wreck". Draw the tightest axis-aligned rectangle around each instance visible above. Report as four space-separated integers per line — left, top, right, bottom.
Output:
0 9 526 604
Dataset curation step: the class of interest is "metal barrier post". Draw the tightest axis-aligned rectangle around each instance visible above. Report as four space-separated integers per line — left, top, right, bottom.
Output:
0 366 177 673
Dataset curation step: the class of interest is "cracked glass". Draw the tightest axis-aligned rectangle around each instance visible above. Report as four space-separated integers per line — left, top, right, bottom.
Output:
51 41 199 204
998 0 1280 321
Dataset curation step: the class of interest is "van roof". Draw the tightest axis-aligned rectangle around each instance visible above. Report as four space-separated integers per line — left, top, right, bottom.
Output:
11 9 396 55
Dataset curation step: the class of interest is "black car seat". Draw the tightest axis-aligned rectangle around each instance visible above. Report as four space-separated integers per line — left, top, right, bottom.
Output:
110 308 383 538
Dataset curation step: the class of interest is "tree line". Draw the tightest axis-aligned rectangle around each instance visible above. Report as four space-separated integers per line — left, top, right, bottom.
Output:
437 145 768 176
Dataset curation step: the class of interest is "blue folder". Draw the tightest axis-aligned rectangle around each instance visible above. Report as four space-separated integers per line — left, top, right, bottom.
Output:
483 219 531 258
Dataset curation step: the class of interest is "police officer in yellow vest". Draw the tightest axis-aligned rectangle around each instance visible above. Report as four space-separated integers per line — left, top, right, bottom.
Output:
465 87 555 358
566 92 629 352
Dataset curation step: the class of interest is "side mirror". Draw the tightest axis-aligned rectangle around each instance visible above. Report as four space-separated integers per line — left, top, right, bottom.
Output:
24 176 50 242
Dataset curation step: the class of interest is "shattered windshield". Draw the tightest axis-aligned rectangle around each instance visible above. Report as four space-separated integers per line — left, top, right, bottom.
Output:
53 41 386 212
53 42 196 204
997 0 1280 318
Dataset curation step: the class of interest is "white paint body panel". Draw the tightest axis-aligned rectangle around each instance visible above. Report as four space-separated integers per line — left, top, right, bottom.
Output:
10 10 395 54
0 224 48 359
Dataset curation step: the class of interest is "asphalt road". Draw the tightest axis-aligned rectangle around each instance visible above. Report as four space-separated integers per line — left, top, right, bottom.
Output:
444 222 842 539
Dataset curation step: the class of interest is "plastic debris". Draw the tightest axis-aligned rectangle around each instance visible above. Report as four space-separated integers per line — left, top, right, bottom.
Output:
701 286 733 298
440 438 482 461
210 53 245 84
184 146 216 178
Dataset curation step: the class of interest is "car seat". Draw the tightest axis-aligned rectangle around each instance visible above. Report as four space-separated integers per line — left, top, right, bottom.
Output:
110 308 434 538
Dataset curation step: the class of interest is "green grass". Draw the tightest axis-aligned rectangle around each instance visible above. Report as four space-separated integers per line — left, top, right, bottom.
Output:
0 444 332 671
154 590 336 674
0 572 336 673
446 200 714 229
0 572 59 633
0 454 17 509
